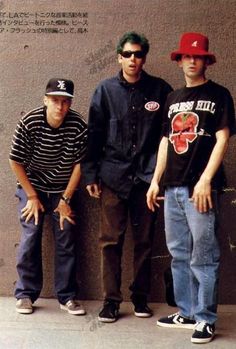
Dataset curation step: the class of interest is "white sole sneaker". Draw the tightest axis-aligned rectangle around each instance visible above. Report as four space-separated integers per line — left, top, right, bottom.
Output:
16 299 33 314
134 311 152 318
60 303 86 315
98 316 117 323
191 335 214 344
156 320 195 330
16 308 33 314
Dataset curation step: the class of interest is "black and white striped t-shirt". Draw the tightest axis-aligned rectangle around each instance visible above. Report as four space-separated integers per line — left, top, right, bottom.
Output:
10 106 88 192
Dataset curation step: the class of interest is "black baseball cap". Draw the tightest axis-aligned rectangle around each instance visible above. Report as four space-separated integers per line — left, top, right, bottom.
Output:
45 78 74 98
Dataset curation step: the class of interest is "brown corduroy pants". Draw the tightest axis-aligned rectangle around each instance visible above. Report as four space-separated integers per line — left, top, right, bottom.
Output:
99 182 157 304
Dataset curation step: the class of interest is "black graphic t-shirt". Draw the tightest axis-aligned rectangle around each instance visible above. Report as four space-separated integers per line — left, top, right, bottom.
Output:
162 80 235 190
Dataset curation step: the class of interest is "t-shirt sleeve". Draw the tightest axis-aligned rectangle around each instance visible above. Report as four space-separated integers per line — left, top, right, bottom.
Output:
74 120 88 163
161 96 171 138
215 88 236 135
9 118 31 164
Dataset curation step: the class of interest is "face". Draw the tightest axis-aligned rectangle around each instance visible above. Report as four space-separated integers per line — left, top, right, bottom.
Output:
44 95 72 128
178 55 208 81
118 42 146 83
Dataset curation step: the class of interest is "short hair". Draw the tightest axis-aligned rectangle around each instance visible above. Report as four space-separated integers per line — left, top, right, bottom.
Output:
175 54 211 65
116 31 150 55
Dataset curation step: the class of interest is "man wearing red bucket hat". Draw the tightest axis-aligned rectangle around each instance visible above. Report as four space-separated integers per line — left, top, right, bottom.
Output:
147 32 235 343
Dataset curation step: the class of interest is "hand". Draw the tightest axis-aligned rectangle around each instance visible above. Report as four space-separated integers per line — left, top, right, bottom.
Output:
21 197 45 225
86 183 101 198
146 181 164 212
54 199 76 230
190 178 212 213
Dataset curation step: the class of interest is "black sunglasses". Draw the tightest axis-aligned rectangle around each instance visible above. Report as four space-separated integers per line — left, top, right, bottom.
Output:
120 50 146 59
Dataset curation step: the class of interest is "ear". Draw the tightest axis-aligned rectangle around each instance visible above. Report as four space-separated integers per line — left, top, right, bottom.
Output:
118 54 123 64
43 96 48 106
204 57 210 68
177 60 183 68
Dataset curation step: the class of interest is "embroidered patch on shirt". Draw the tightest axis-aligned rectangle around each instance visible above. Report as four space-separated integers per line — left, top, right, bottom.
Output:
144 101 160 111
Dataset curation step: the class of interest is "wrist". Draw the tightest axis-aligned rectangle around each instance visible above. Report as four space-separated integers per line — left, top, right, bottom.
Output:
61 194 71 205
151 178 159 186
27 194 38 200
200 174 212 184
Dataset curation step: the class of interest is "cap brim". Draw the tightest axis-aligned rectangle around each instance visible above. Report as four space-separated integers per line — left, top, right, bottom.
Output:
46 92 74 98
170 50 216 64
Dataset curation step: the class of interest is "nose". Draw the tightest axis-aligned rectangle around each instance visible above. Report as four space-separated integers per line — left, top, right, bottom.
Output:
57 101 63 110
130 53 135 61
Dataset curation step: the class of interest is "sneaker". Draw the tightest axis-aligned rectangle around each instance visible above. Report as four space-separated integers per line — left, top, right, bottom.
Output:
16 298 33 314
134 303 153 318
191 321 215 344
60 300 86 315
98 301 119 323
156 312 196 329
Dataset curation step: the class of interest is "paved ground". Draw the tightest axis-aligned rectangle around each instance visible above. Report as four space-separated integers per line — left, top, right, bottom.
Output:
0 297 236 349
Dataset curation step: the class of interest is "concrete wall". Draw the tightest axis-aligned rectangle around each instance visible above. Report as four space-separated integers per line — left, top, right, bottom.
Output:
0 0 236 303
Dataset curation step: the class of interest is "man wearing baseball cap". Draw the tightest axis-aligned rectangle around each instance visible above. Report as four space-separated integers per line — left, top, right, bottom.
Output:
9 78 87 315
147 32 235 343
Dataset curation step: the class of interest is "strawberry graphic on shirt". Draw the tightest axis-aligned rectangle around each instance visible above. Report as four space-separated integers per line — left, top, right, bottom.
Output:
169 112 199 154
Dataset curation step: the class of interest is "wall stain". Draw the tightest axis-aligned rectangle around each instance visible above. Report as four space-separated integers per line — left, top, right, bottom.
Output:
228 236 236 251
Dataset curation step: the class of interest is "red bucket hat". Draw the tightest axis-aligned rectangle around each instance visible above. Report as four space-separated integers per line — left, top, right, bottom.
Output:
171 32 216 65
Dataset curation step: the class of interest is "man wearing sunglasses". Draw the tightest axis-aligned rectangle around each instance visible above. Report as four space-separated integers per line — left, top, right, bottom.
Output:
82 31 172 323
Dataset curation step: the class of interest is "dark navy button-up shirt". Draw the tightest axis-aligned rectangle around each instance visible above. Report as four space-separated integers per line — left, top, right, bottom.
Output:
82 70 172 198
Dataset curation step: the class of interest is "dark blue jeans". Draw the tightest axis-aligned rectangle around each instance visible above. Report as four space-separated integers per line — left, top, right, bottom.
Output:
14 187 77 304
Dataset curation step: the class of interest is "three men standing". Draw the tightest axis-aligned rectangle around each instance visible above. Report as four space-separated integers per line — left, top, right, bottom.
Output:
9 31 235 346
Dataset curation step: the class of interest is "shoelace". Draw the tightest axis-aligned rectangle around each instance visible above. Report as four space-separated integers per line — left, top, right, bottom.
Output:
104 302 118 314
168 312 179 318
21 299 31 306
195 321 207 332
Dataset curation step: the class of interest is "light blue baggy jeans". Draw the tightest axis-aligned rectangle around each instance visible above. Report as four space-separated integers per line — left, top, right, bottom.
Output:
164 186 220 324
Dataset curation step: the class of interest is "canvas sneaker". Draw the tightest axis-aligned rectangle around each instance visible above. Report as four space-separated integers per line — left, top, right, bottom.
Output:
191 321 215 344
98 301 119 323
60 300 86 315
156 312 196 329
134 303 153 318
16 298 33 314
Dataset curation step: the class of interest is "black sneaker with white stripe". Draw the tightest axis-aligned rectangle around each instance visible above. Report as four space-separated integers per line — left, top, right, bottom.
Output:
156 312 196 329
191 321 215 344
